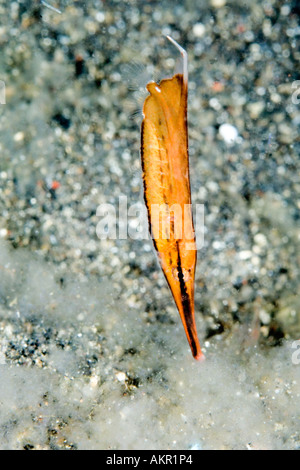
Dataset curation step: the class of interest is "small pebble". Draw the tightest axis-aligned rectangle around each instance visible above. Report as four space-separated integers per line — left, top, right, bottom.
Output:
219 123 239 144
193 23 206 38
210 0 226 7
239 250 252 260
13 131 25 142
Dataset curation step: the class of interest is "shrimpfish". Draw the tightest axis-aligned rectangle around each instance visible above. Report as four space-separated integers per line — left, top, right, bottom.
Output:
140 36 204 361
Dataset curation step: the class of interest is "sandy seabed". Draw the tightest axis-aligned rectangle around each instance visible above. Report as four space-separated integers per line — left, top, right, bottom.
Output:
0 0 299 450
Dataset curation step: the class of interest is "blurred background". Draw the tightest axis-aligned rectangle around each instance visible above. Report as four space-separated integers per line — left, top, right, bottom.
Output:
0 0 299 450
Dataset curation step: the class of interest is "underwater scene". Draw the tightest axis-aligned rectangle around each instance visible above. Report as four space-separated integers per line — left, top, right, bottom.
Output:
0 0 299 450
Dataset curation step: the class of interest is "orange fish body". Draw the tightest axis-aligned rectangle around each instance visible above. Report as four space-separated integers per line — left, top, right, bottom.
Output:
141 37 204 361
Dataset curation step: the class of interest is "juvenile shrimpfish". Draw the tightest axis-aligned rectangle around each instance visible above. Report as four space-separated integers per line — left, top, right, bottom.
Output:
140 37 204 361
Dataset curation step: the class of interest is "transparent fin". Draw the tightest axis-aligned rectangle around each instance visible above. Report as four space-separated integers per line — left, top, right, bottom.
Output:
166 35 188 86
